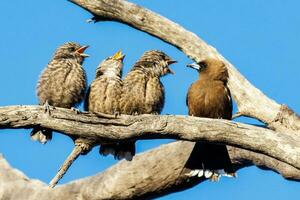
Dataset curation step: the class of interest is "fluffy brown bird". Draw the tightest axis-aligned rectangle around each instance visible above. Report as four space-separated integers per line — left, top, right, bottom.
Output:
31 42 89 144
186 58 235 180
84 50 125 158
119 50 176 160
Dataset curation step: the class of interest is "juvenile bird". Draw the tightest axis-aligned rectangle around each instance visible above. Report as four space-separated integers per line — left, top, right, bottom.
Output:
84 50 125 158
186 58 235 181
31 42 89 144
119 50 176 161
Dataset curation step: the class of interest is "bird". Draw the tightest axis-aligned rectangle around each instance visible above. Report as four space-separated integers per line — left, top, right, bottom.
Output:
84 50 125 158
31 42 89 144
186 58 235 181
119 50 176 161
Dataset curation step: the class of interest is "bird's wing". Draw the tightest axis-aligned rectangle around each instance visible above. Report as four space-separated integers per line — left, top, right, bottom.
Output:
120 70 147 114
145 77 164 114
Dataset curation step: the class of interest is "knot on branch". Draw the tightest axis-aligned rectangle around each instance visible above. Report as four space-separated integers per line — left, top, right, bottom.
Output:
75 138 96 155
270 104 300 132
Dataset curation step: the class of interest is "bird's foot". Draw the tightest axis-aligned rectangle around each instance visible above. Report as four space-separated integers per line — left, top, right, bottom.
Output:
133 112 139 116
43 101 54 116
71 107 81 114
151 112 159 115
113 110 120 118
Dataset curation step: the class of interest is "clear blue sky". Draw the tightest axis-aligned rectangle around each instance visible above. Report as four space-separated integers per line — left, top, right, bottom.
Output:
0 0 299 199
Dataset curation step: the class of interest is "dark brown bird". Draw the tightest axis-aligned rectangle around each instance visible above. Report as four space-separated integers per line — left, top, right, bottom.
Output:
186 58 235 180
119 50 176 160
31 42 89 144
84 50 125 158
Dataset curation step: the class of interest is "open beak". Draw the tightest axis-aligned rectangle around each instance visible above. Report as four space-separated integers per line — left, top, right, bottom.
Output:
112 50 125 61
76 45 89 57
168 67 175 75
167 60 177 65
187 62 200 70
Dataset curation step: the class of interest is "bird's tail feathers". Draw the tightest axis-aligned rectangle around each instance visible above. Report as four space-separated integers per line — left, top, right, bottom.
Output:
99 144 117 157
183 142 236 181
30 128 52 144
115 141 136 161
185 168 236 181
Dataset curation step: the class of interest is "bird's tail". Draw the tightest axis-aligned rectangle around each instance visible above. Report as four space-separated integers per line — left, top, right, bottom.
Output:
99 144 118 157
115 141 136 161
30 128 52 144
184 142 236 181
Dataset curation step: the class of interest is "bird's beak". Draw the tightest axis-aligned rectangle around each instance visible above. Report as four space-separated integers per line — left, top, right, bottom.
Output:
112 50 125 61
76 45 90 57
167 60 177 65
166 60 176 74
167 67 175 75
187 62 200 70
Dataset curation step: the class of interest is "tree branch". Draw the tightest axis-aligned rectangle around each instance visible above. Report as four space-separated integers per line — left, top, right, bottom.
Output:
1 141 299 200
69 0 300 132
1 105 300 171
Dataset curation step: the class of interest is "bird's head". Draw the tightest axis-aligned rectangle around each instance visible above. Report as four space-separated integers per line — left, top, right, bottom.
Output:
137 50 176 77
187 58 228 83
95 50 125 78
53 42 89 64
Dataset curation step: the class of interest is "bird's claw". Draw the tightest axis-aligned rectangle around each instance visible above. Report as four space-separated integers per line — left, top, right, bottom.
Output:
71 107 81 114
44 101 54 116
151 112 159 115
114 111 120 118
133 112 139 116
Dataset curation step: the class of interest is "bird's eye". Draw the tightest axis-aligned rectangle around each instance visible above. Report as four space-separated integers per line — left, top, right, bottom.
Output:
69 47 76 51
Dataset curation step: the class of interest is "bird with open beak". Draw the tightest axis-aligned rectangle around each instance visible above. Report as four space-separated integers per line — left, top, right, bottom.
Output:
31 42 89 144
185 58 236 181
84 50 125 158
118 50 176 161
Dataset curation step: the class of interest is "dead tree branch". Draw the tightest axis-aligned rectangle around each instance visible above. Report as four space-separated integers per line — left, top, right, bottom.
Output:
69 0 300 133
1 142 299 200
1 105 300 170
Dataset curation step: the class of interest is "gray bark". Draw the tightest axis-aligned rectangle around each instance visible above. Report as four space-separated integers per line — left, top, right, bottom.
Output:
1 142 299 200
69 0 300 133
1 105 300 170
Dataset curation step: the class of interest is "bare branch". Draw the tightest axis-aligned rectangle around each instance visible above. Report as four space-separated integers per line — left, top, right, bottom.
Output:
49 138 95 188
1 105 300 171
1 142 299 200
49 146 83 188
69 0 300 132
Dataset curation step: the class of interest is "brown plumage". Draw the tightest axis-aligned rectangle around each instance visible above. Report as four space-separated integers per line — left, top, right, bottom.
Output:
31 42 88 144
84 51 124 158
186 58 235 180
118 50 176 160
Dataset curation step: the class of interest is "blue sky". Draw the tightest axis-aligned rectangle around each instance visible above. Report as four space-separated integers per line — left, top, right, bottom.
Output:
0 0 299 199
